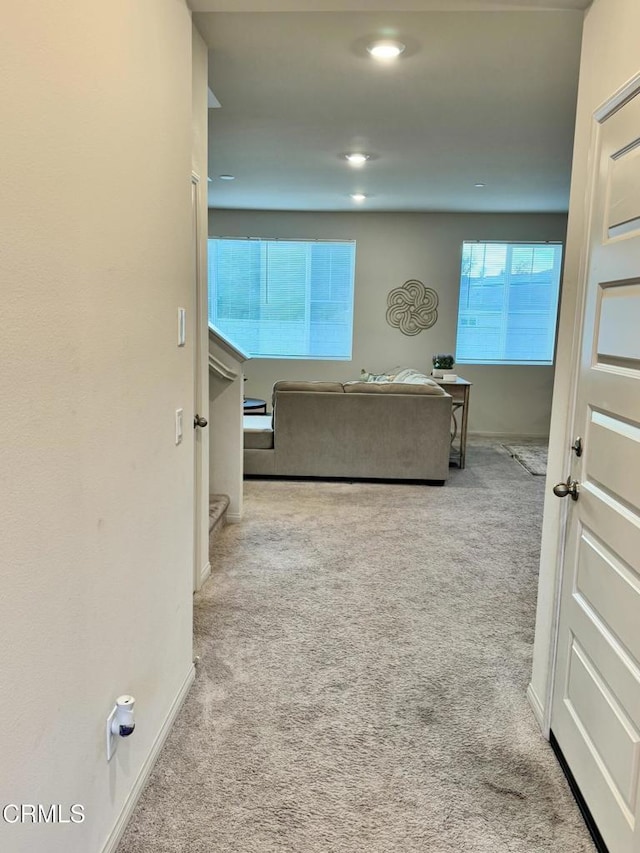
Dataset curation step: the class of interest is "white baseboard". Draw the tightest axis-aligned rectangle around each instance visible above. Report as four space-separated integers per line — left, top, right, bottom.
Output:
469 431 550 440
527 682 548 737
199 561 211 586
101 665 196 853
226 512 242 524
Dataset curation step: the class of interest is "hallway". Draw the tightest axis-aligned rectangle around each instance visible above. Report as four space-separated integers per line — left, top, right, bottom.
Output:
118 442 594 852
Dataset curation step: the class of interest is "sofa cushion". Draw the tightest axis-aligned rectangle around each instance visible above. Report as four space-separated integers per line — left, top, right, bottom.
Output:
343 381 447 395
273 380 344 393
273 380 344 410
359 367 442 387
392 368 441 386
243 414 274 450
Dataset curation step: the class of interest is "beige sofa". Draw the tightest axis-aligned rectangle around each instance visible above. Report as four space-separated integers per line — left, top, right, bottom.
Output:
244 379 452 484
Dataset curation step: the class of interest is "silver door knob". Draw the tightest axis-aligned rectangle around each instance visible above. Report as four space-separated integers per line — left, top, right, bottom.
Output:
553 477 579 501
194 414 208 429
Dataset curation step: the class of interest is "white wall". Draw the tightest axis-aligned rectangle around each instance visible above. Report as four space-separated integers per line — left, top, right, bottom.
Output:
209 209 567 436
530 0 640 730
0 2 197 852
208 333 246 522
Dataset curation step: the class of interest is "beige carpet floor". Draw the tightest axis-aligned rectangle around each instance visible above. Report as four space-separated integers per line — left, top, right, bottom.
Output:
118 440 594 853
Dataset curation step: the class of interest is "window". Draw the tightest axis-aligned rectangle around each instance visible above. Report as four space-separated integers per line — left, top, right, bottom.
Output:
208 238 356 359
455 241 562 365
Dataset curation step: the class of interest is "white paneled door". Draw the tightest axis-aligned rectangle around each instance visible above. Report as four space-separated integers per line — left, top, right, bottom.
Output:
551 83 640 853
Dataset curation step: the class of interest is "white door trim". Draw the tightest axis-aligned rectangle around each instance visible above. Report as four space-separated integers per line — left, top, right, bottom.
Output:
594 70 640 123
191 171 209 592
541 73 640 736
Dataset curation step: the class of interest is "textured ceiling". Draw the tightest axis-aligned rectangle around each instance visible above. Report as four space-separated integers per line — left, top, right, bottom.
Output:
195 6 585 212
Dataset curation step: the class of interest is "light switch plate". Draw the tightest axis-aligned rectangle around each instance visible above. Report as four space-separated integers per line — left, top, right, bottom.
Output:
177 308 186 347
175 408 183 445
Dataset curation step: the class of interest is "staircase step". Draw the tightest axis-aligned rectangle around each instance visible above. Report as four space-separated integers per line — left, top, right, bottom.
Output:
209 494 230 536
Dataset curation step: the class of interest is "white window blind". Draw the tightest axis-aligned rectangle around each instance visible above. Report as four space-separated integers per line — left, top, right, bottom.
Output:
455 241 562 365
208 238 356 360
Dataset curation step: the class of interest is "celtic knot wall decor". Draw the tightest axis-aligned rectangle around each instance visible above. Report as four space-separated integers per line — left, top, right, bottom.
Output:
386 280 438 336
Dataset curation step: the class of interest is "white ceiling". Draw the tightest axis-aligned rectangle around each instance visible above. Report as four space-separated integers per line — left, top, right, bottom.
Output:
194 3 587 212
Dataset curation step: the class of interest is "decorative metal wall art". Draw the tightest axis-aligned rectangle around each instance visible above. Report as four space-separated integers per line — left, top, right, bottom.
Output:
386 280 438 336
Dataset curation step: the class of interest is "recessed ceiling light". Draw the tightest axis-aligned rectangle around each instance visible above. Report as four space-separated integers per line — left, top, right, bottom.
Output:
345 152 370 167
366 40 405 60
219 174 235 181
350 193 367 203
474 182 486 188
207 176 213 182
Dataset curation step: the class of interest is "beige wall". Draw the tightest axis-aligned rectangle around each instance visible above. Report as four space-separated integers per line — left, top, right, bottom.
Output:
0 2 197 852
530 0 640 729
209 209 567 436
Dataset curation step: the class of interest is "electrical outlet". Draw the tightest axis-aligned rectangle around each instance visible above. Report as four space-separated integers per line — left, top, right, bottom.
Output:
106 706 117 761
175 408 183 445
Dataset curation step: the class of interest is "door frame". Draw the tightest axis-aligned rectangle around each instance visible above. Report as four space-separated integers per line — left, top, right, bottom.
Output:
532 70 640 736
191 171 210 592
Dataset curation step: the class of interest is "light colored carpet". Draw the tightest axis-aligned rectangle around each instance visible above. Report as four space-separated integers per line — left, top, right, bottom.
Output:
118 440 594 853
502 443 548 476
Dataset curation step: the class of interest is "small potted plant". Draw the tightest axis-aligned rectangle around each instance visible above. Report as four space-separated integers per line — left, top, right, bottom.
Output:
432 353 455 378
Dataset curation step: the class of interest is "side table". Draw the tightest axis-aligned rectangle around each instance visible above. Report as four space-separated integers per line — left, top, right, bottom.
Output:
243 397 267 415
434 377 472 469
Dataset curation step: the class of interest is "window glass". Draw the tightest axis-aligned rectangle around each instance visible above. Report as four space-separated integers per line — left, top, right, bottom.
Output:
456 241 562 364
208 238 356 360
